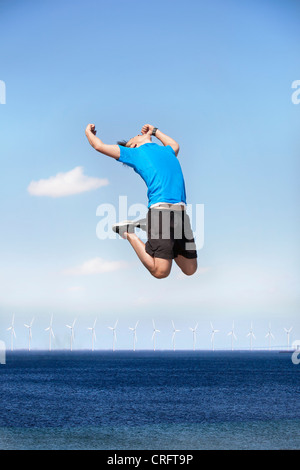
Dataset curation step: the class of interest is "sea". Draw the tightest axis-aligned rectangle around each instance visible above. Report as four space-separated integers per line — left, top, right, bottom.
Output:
0 351 299 450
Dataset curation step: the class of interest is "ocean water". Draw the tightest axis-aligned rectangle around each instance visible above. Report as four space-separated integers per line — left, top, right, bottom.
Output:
0 351 299 450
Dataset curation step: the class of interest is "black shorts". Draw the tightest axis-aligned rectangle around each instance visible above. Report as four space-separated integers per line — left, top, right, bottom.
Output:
145 208 198 260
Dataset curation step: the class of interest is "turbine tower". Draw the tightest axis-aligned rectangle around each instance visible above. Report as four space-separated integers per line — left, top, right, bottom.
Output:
66 319 76 351
129 321 139 352
227 321 237 351
265 323 275 351
152 319 160 351
189 323 198 351
88 318 97 351
284 327 293 349
210 322 220 351
45 315 55 351
171 321 180 351
24 318 34 352
7 315 16 351
108 320 118 352
247 322 256 351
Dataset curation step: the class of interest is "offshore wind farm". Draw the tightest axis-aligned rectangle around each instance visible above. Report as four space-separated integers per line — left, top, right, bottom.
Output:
1 314 298 352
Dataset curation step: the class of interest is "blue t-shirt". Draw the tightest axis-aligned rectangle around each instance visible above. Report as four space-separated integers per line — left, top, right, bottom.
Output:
118 143 187 208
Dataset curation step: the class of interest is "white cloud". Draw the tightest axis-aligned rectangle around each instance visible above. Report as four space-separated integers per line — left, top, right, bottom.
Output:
67 286 86 292
63 257 127 276
28 166 109 197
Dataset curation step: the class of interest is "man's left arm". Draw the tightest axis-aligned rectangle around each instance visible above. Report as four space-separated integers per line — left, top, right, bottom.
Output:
141 124 180 156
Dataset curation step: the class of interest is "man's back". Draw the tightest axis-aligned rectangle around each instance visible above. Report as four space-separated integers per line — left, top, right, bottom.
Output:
118 142 187 208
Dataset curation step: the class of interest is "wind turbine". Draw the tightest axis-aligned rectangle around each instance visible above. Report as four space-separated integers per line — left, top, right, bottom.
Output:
227 321 237 351
129 321 139 352
284 327 293 349
210 322 220 351
108 320 118 352
7 315 16 351
247 322 256 351
171 321 180 351
189 323 198 351
66 319 76 351
265 323 275 350
45 315 55 351
24 318 34 352
152 319 160 351
88 318 97 351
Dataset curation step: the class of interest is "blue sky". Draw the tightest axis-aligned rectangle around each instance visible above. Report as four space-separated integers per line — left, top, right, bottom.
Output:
0 0 299 350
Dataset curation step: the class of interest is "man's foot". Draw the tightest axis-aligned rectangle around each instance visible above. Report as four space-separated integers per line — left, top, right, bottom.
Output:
112 221 136 238
134 218 147 232
112 218 147 238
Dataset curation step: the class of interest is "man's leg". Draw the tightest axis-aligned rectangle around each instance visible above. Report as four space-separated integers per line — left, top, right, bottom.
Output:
125 232 172 279
174 255 197 276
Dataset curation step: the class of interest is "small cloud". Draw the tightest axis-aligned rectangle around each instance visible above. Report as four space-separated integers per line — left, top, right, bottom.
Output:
67 286 86 292
63 257 127 276
28 166 109 197
134 296 151 306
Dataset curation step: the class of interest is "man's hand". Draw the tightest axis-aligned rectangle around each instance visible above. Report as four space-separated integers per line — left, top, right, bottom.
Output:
85 123 97 136
141 124 154 135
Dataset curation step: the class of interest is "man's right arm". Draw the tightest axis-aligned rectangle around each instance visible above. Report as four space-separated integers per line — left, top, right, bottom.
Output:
85 124 120 159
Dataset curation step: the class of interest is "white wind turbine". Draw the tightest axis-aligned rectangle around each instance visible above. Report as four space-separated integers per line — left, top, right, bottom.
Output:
189 323 198 351
247 322 256 351
210 322 220 351
45 315 55 351
227 321 237 351
152 320 160 351
284 327 293 349
129 321 139 352
66 319 76 351
7 314 16 351
108 320 118 352
24 318 34 352
88 318 97 351
171 321 180 351
265 323 275 351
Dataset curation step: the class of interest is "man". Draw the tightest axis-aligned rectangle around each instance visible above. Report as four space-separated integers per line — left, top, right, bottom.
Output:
85 123 197 279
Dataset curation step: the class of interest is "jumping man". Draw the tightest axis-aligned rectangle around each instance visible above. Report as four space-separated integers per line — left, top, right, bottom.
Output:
85 123 197 279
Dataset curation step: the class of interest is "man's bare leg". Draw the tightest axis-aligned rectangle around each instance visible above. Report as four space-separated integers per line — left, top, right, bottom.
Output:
174 254 198 276
125 232 172 279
